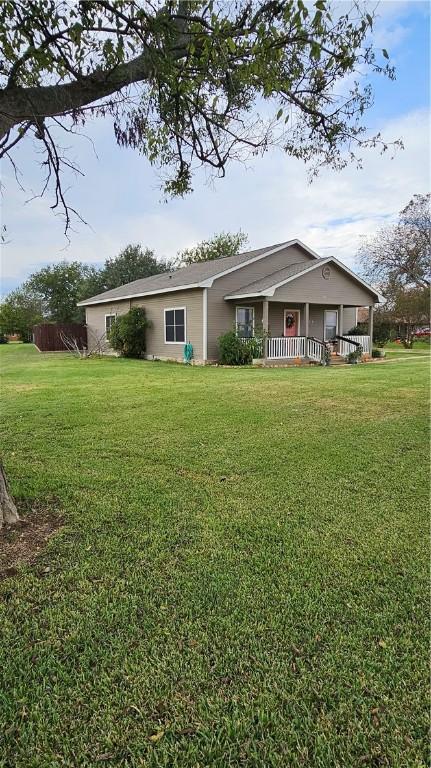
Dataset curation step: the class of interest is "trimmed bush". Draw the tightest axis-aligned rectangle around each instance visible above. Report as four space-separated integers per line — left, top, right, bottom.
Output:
372 348 385 358
108 307 150 358
218 331 253 365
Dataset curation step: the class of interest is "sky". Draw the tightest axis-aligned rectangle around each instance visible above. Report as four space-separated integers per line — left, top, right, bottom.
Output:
1 0 430 295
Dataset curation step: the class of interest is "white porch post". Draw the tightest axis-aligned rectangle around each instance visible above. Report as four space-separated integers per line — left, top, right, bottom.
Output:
304 303 309 356
262 298 269 360
304 302 310 337
369 305 374 353
338 304 344 336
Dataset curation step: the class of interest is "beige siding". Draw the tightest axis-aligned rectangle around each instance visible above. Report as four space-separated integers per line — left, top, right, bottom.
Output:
271 262 375 305
207 244 314 359
86 299 131 352
343 307 358 332
85 289 203 361
132 289 203 360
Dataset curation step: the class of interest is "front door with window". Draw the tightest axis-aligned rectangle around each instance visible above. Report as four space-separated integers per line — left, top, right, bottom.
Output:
284 310 300 337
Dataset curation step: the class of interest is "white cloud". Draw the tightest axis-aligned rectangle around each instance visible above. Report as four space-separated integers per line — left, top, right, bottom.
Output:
1 107 429 287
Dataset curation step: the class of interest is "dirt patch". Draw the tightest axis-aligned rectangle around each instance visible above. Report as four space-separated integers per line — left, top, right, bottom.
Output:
0 500 62 579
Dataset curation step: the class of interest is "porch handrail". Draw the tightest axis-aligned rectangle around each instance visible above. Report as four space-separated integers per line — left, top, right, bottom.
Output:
307 336 326 362
335 334 360 348
337 334 370 357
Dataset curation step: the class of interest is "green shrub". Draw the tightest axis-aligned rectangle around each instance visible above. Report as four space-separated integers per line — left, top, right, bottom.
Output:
218 330 253 365
372 348 385 358
373 321 392 347
347 324 365 335
0 333 9 344
320 343 331 366
108 307 150 358
346 344 363 364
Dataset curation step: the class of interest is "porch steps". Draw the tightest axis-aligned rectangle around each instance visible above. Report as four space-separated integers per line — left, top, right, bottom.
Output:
330 354 346 366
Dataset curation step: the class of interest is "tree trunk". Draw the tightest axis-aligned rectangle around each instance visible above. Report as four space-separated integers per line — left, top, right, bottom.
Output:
0 462 19 528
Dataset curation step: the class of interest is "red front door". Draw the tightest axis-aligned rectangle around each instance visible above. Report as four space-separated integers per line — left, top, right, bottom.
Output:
284 310 299 337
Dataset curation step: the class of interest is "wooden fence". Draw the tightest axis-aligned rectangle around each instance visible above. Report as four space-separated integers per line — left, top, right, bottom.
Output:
33 323 87 352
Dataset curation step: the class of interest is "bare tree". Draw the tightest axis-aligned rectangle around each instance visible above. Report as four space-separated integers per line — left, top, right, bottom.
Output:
59 330 88 357
358 194 431 291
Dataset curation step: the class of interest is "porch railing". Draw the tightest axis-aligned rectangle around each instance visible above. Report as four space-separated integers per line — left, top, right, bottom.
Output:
307 337 325 362
240 334 370 361
267 336 306 359
338 334 370 356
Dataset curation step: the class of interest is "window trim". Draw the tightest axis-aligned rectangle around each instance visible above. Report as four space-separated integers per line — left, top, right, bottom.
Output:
236 305 255 338
324 309 338 341
105 313 117 335
164 306 187 344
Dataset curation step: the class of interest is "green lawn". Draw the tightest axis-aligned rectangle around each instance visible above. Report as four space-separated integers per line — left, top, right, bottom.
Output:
0 345 429 768
381 340 430 359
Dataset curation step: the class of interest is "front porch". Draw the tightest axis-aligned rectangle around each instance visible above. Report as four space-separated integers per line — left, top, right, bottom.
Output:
264 334 371 363
234 300 373 363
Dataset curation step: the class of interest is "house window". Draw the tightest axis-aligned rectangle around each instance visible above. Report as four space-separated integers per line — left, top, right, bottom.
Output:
105 314 116 334
236 306 255 338
324 310 338 340
164 308 186 343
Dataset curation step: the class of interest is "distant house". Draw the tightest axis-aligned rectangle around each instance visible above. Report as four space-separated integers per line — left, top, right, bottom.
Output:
78 239 380 363
357 306 370 325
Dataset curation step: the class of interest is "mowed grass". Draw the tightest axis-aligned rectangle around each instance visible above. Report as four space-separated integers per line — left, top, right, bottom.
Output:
0 345 429 768
383 340 430 359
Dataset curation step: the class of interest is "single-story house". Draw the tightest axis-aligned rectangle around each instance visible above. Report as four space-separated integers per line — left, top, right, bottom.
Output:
78 239 380 363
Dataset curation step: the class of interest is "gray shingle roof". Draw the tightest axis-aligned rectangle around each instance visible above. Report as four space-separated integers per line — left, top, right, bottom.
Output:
78 242 288 306
224 261 317 297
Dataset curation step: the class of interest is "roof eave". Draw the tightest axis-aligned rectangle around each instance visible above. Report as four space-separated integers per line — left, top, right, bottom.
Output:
77 282 203 307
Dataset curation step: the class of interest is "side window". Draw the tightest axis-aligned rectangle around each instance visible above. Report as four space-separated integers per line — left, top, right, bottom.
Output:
236 307 255 338
164 308 186 343
105 314 116 334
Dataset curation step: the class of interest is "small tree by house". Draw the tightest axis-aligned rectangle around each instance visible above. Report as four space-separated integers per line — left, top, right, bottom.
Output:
177 232 248 266
108 307 150 358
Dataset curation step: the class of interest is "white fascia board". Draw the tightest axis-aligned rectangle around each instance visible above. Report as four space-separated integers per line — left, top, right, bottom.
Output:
224 292 268 300
77 283 202 307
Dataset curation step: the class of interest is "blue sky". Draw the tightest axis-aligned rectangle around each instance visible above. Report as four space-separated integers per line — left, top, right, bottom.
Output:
1 0 430 295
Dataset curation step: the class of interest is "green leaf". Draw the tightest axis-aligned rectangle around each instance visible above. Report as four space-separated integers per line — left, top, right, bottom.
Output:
227 37 236 54
382 48 389 59
276 108 283 120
